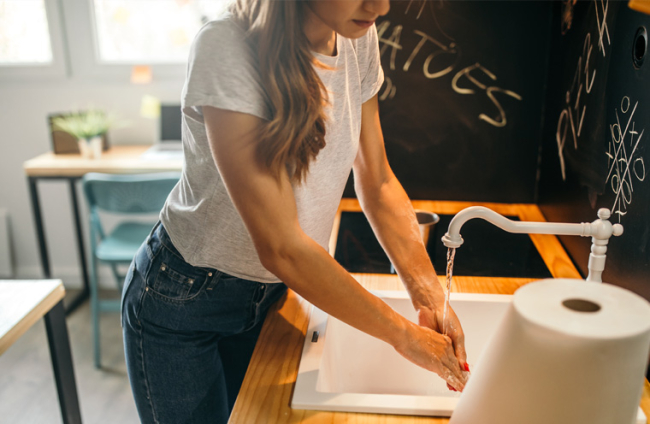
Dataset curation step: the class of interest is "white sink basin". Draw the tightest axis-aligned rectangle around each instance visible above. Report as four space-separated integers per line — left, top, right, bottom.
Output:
292 290 648 423
292 290 512 416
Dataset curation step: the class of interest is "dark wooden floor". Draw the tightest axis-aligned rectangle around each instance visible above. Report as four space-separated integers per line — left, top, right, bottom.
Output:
0 290 139 423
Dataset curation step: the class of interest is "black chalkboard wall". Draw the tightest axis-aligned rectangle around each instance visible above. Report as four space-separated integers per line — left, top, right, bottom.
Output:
344 0 553 202
339 1 650 301
538 1 650 301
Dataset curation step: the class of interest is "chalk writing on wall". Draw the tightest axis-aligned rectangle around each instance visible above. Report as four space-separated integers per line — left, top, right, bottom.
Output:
606 96 646 221
376 0 522 128
555 0 611 180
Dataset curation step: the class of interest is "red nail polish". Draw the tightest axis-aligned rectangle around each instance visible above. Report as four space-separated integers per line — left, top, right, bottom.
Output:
464 363 470 372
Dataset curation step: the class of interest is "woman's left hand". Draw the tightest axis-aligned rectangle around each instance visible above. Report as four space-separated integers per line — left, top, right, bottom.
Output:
416 304 468 374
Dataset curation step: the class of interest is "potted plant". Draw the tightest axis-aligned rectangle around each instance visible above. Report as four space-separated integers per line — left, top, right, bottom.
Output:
51 109 121 159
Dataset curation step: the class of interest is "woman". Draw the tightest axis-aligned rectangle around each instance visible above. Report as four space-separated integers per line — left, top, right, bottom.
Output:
122 0 469 423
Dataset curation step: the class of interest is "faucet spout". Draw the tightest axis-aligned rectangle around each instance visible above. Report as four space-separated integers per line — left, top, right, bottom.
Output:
441 206 623 282
441 206 594 248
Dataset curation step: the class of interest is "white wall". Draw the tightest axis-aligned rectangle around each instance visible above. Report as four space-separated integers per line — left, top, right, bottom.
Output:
0 77 184 288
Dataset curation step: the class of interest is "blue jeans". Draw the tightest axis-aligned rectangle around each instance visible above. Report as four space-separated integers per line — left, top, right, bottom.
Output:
122 222 287 424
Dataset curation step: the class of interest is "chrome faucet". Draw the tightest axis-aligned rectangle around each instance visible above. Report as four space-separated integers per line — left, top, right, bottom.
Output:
441 207 624 283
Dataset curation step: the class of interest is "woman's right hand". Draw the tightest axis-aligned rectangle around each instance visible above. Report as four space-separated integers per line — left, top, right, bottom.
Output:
393 321 469 392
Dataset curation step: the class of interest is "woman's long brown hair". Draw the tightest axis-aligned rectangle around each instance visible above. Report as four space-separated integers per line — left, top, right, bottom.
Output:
230 0 329 184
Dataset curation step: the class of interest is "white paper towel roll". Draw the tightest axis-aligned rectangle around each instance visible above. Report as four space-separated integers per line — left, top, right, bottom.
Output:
450 279 650 424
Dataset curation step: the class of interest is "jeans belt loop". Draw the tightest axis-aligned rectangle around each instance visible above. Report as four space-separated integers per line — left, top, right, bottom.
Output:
149 221 161 241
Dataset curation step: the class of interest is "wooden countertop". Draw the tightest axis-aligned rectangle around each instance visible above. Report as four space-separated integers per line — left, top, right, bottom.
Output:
23 145 182 177
229 200 650 423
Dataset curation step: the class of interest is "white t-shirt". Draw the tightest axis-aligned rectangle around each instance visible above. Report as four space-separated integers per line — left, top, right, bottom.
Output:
160 15 384 283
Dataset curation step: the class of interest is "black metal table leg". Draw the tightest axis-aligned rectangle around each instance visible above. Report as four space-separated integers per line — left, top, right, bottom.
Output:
28 176 51 278
67 178 90 314
28 176 89 315
44 300 83 424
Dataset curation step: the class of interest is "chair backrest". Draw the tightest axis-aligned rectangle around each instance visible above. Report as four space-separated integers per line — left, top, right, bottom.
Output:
82 172 181 214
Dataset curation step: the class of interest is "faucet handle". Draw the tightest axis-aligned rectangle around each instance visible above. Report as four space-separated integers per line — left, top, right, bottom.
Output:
594 208 624 238
613 224 624 237
587 208 624 282
597 208 611 220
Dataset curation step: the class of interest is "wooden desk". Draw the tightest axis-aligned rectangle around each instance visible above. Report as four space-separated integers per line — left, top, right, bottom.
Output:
0 280 81 424
23 145 182 177
23 146 182 313
229 200 650 423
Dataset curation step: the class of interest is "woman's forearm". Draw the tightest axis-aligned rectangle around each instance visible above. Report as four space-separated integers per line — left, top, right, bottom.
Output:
260 232 413 349
356 174 445 309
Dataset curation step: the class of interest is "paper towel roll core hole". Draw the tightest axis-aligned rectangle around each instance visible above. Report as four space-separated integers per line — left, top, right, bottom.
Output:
562 298 601 313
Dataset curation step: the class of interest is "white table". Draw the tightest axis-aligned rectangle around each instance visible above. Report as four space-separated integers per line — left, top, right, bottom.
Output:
0 280 81 423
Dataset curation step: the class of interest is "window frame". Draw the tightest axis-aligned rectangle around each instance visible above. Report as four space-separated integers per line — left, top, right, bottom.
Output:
60 0 187 81
0 0 69 81
0 0 208 83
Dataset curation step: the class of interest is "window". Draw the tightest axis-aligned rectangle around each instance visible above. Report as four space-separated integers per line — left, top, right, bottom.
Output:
0 0 230 82
0 0 67 80
0 0 53 64
91 0 230 64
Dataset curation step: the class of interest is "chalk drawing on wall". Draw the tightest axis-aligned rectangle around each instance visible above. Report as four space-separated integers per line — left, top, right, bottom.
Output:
606 96 646 222
377 3 523 129
555 0 611 181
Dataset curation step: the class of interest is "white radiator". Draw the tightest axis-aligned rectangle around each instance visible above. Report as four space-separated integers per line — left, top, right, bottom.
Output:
0 209 14 278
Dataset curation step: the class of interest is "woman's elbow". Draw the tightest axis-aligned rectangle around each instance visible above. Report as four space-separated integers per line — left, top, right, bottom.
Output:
255 238 301 277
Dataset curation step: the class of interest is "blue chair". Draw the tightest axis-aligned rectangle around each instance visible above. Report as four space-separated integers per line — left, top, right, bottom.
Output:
82 172 180 368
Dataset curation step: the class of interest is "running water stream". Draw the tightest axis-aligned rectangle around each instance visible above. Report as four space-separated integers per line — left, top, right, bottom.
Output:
442 247 456 336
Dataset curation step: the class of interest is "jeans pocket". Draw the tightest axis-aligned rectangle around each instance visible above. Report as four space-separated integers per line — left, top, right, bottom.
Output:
149 263 205 302
147 241 210 303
